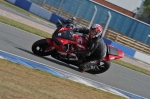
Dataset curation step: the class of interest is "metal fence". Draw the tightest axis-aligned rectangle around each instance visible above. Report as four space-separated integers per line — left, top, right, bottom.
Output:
30 0 150 46
30 0 109 25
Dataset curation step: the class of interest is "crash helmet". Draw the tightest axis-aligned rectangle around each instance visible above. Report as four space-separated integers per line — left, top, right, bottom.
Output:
90 24 103 36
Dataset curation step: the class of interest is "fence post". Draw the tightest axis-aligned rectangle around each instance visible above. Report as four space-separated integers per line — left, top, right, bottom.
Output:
42 0 46 6
75 0 82 17
144 35 150 44
88 6 97 29
102 11 112 38
57 0 64 15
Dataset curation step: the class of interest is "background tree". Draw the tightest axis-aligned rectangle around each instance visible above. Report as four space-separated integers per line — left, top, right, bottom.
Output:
143 0 150 13
137 0 150 23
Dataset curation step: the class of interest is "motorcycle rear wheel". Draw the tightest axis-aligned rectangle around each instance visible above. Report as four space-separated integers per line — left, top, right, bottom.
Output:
32 39 54 56
87 61 111 74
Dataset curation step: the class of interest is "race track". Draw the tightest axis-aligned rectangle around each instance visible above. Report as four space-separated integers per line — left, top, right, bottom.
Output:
0 22 150 98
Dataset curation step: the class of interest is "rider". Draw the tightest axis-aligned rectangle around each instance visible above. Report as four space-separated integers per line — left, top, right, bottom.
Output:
56 17 76 28
53 19 106 71
65 17 76 25
73 24 107 71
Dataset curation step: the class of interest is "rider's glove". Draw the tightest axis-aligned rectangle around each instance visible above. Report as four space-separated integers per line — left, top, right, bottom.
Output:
89 34 95 39
73 28 79 32
89 34 99 39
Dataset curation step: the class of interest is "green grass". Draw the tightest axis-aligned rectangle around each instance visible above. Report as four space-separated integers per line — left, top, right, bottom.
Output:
112 60 150 76
0 59 125 99
0 0 150 77
0 15 51 38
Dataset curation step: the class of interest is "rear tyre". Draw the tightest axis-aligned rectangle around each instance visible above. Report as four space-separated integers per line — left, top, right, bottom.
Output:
87 61 111 74
32 39 54 56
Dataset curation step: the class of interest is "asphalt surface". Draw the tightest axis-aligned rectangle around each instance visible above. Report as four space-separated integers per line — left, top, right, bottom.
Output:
0 21 150 99
0 3 150 99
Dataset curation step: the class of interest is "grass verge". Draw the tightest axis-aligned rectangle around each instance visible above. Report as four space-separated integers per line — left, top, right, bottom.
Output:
0 59 125 99
112 60 150 76
0 15 51 38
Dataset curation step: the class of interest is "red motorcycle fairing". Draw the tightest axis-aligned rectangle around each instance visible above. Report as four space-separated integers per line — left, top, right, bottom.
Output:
55 30 88 53
103 44 124 61
74 36 88 51
57 38 76 45
46 38 53 44
47 27 88 61
52 39 79 61
45 38 55 50
58 27 72 32
46 37 72 53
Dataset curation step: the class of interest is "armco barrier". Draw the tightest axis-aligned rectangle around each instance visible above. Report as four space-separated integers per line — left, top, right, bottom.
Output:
7 0 16 4
110 41 136 57
14 0 31 11
50 13 66 24
29 3 52 20
134 51 150 64
7 0 64 23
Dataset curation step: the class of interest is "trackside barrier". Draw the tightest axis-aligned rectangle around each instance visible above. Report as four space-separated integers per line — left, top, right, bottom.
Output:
7 0 66 24
134 52 150 64
105 30 150 55
50 13 66 24
6 0 150 64
103 38 136 57
7 0 16 4
29 3 52 20
15 0 31 11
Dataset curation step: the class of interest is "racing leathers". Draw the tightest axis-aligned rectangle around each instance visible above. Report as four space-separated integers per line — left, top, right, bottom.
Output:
74 27 107 71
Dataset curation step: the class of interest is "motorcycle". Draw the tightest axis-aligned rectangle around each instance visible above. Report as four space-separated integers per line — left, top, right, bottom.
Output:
32 27 124 74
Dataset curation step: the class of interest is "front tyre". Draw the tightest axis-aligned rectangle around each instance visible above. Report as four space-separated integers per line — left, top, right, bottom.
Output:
32 39 54 56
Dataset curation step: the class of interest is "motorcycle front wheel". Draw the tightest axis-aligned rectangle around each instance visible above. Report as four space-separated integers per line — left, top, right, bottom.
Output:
32 39 54 56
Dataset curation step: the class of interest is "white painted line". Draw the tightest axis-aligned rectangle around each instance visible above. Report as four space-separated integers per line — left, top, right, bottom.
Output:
68 76 95 87
0 56 5 59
